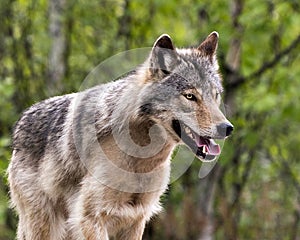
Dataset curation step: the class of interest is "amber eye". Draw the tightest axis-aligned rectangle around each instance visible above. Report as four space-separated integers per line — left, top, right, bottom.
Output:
184 93 197 101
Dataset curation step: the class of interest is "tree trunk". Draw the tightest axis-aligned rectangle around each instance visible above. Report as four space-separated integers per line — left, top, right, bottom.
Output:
48 0 67 94
197 164 221 240
224 0 244 114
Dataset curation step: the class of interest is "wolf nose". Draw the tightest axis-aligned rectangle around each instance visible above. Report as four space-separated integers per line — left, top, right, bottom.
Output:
217 123 234 137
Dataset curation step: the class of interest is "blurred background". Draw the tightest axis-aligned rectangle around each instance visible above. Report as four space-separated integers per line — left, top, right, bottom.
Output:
0 0 299 239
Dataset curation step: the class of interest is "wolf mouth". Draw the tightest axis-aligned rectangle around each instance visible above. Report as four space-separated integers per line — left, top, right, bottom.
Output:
171 120 221 161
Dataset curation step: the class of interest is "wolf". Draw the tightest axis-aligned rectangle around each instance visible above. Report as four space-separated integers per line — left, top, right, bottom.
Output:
8 31 233 240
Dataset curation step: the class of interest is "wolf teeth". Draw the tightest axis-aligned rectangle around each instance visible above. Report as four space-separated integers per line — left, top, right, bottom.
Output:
184 126 192 136
202 147 206 154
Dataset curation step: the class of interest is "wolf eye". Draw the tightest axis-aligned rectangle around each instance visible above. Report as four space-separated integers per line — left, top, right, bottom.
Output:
184 93 197 101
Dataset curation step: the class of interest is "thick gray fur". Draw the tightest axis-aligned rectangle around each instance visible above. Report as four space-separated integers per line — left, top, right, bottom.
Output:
8 32 232 240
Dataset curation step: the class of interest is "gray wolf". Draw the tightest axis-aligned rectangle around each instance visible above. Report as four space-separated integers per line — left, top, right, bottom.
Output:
8 31 233 240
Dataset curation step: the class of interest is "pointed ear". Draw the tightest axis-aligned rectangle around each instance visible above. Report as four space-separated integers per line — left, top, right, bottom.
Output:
153 34 175 50
148 34 177 79
198 31 219 57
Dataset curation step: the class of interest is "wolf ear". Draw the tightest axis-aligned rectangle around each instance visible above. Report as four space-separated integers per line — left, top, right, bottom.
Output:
148 34 177 79
154 34 175 50
198 31 219 57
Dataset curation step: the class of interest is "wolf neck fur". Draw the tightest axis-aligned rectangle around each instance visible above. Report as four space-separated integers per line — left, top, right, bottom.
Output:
99 114 175 174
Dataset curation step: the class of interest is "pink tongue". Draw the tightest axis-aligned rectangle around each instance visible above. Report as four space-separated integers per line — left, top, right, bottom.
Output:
195 135 221 155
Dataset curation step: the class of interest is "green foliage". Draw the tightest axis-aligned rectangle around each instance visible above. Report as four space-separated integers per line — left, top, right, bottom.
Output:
0 0 299 239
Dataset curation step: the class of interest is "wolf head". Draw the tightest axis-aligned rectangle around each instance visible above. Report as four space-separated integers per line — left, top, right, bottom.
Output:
138 32 233 162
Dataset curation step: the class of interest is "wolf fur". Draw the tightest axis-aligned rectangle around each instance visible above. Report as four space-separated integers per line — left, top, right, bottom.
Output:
8 32 233 240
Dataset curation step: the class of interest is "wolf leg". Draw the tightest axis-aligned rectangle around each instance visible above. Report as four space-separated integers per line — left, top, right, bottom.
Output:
16 215 25 240
9 157 66 239
79 218 109 240
21 202 66 240
16 199 66 240
115 219 146 240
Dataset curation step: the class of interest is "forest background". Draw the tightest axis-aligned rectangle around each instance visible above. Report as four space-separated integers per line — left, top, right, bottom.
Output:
0 0 300 239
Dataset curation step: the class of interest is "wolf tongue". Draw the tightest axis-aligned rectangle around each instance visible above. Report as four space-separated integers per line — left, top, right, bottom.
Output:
194 135 220 155
207 139 221 155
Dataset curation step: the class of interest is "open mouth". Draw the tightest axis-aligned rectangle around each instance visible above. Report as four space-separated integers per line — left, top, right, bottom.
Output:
172 120 221 162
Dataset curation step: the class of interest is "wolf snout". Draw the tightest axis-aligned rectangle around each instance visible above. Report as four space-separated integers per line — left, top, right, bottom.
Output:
217 122 234 137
